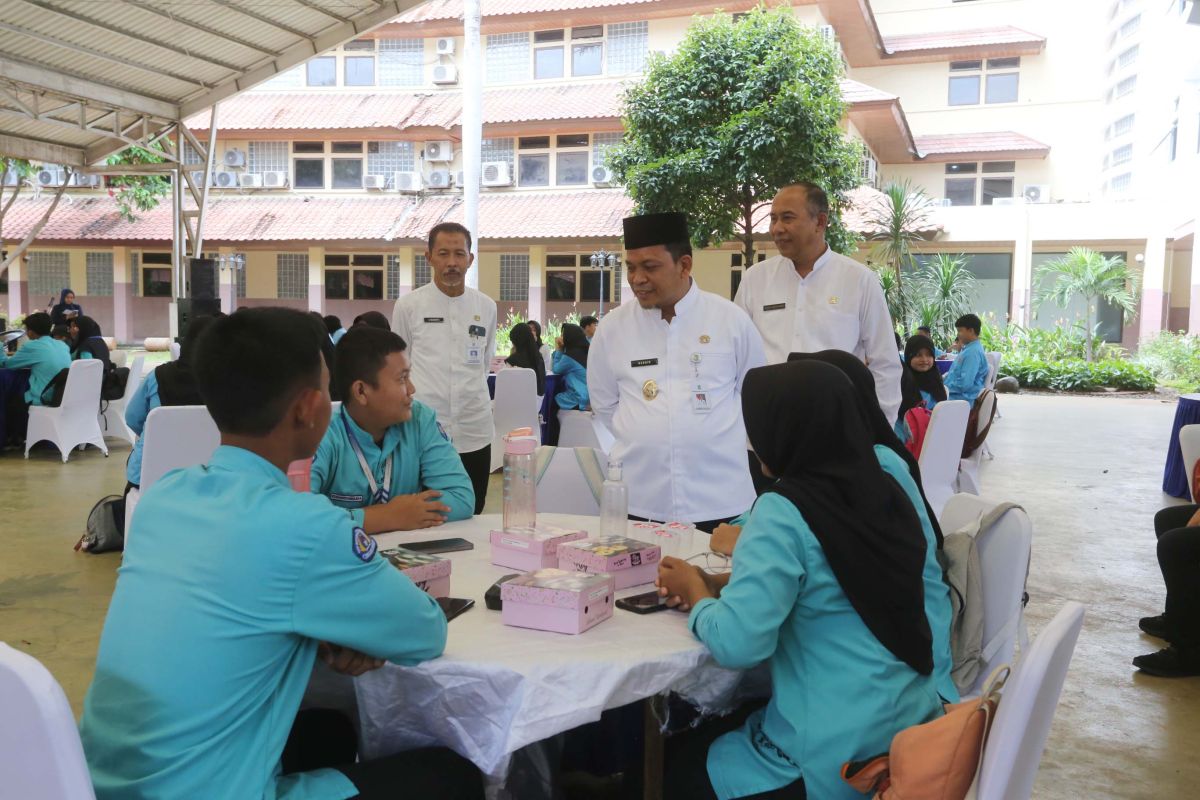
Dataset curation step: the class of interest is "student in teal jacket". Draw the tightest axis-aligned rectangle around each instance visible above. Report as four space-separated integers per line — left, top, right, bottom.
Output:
0 312 70 406
656 360 941 800
79 308 482 800
311 325 474 532
552 322 590 410
944 313 990 404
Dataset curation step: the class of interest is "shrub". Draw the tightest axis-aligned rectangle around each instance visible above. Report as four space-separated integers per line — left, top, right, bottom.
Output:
980 319 1114 362
1136 331 1200 391
998 356 1155 392
496 309 585 356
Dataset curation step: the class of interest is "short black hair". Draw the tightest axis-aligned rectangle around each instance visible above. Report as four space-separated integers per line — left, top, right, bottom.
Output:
334 327 408 402
780 181 830 218
51 324 70 339
24 312 52 337
352 311 391 331
580 316 598 329
917 325 931 334
663 240 693 262
427 222 473 253
323 315 342 334
195 307 324 436
955 314 982 335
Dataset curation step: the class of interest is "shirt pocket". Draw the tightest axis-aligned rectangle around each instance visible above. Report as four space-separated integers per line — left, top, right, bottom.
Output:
814 304 860 350
695 349 738 394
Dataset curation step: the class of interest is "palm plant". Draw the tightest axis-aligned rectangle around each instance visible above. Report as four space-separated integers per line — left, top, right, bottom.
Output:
1034 247 1139 361
866 180 935 323
914 253 977 344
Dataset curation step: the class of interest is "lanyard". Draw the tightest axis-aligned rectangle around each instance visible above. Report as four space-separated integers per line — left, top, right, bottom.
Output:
340 408 392 504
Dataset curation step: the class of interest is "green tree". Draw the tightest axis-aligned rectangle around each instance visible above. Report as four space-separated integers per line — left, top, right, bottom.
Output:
866 180 934 324
1034 246 1139 362
607 6 863 264
913 253 977 346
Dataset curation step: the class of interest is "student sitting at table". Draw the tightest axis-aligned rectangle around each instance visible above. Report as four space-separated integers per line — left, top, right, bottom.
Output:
655 360 942 800
528 319 554 374
352 310 391 330
69 315 113 369
324 314 347 345
0 312 71 442
79 307 483 800
311 325 475 532
553 322 590 411
915 325 945 357
504 321 546 395
897 334 948 454
943 314 989 403
51 324 70 342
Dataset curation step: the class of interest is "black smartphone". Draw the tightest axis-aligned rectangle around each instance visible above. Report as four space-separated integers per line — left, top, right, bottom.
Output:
403 537 475 554
615 590 669 615
437 596 475 622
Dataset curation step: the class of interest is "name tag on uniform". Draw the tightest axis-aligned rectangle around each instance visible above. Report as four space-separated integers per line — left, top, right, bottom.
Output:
630 358 658 368
331 493 364 503
423 317 444 323
691 383 712 414
763 302 787 311
468 324 487 338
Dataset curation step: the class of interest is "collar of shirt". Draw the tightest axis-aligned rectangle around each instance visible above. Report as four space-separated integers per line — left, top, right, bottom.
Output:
208 445 289 488
641 278 700 322
340 406 401 463
798 245 833 280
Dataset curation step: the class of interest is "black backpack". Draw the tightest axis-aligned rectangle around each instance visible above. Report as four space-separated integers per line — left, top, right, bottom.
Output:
40 367 70 407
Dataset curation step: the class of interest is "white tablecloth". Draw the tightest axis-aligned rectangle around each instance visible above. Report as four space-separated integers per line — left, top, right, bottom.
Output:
347 513 748 778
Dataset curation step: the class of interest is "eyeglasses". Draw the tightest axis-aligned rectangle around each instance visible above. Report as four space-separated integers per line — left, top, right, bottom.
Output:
686 551 731 574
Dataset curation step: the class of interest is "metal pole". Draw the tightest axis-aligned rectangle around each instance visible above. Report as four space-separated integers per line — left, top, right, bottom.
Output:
462 0 482 288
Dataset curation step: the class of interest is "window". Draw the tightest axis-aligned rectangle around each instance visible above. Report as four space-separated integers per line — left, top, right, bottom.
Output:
259 66 303 89
387 254 400 300
981 178 1014 205
294 141 324 154
572 26 604 77
1119 14 1140 39
580 269 615 302
379 38 423 86
546 270 576 301
353 270 383 299
1111 143 1133 166
414 254 431 288
607 22 648 75
556 136 589 186
26 251 70 297
945 162 978 175
130 252 139 297
535 30 566 79
487 32 531 83
482 137 515 175
307 57 336 86
944 161 1015 205
592 132 622 170
249 141 288 174
181 141 203 166
294 159 324 189
1116 45 1138 70
1110 173 1132 193
345 57 375 86
277 253 308 299
949 75 981 106
985 73 1019 104
142 268 172 297
1113 75 1137 99
1111 114 1135 138
500 254 529 301
332 141 362 154
367 141 415 177
345 38 374 52
944 179 977 206
518 137 551 187
949 58 1019 106
1167 121 1178 162
234 253 246 299
325 270 350 299
86 251 113 296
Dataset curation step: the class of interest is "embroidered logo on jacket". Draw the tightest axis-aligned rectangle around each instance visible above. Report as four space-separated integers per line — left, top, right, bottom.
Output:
352 527 378 562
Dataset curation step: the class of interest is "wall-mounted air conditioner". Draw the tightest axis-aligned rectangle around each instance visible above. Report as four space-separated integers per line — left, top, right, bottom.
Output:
364 175 387 189
427 169 452 189
239 173 263 188
36 168 65 187
223 148 246 168
432 64 458 84
263 171 288 188
212 171 238 189
72 173 102 188
482 161 512 187
1022 184 1051 203
454 170 465 187
818 24 836 42
425 141 454 161
394 171 423 192
436 37 456 55
591 166 614 187
188 170 207 188
2 168 19 186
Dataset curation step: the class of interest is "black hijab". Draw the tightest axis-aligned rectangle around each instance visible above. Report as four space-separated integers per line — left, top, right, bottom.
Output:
51 288 82 326
743 361 933 676
789 349 944 548
156 315 216 406
904 335 948 404
527 320 544 347
560 323 589 369
506 322 546 394
70 315 110 366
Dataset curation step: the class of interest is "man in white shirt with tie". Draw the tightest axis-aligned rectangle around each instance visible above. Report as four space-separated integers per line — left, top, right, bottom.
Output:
392 222 496 514
588 212 766 532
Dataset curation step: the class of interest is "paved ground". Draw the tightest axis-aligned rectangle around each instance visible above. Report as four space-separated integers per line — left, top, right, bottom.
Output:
1 392 1197 798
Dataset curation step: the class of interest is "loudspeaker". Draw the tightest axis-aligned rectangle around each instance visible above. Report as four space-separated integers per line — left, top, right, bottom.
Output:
189 257 218 301
175 297 221 343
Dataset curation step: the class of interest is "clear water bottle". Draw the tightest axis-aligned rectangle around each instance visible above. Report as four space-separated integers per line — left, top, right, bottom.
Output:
600 459 629 537
502 428 538 530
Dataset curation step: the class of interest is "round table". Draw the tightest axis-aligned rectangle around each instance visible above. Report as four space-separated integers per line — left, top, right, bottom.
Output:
1162 394 1200 498
935 358 954 375
329 513 744 783
0 367 31 444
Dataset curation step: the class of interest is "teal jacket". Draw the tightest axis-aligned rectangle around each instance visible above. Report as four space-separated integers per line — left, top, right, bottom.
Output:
80 446 447 800
124 371 160 486
310 402 474 526
0 336 71 405
944 340 989 403
552 351 589 410
689 491 943 799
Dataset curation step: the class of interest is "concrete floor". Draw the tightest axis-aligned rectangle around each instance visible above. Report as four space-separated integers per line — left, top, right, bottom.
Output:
1 393 1197 798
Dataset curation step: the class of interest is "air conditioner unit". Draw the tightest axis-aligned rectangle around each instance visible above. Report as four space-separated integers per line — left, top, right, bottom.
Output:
425 140 454 161
71 173 102 188
1022 184 1051 203
427 169 452 189
393 171 423 192
263 171 289 188
591 165 614 187
455 170 465 187
2 168 19 186
212 171 238 189
818 24 836 42
432 64 458 85
364 175 387 189
991 197 1021 206
188 170 208 188
939 198 954 207
482 161 512 187
36 168 64 187
223 148 246 168
239 173 263 188
436 37 456 55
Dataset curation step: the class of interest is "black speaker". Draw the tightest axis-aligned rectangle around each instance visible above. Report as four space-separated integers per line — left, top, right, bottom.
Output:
189 257 218 301
175 297 221 343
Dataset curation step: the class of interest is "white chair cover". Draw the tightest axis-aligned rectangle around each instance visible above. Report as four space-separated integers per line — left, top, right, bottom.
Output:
168 342 181 361
984 351 1002 390
110 349 127 368
957 389 996 495
977 602 1085 800
0 642 97 800
1179 424 1200 501
24 360 108 462
917 399 970 517
100 354 144 445
491 367 539 471
534 446 605 515
556 409 615 456
940 493 1034 696
126 405 220 543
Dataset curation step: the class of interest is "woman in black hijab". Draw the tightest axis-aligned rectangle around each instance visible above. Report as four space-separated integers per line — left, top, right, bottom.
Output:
559 322 589 368
50 288 82 326
552 323 590 410
902 334 948 413
504 322 545 395
69 315 111 369
155 315 216 407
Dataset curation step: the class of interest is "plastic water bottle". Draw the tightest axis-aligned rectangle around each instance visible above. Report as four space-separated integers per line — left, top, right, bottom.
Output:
502 428 538 530
600 460 629 537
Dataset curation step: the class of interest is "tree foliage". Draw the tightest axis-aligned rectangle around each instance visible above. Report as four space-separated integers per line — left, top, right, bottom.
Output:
106 143 171 223
607 6 863 263
1034 246 1139 361
865 180 933 321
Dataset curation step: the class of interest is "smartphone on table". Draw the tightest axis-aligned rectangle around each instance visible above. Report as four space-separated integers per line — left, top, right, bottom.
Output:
437 596 475 622
403 537 474 554
615 590 669 615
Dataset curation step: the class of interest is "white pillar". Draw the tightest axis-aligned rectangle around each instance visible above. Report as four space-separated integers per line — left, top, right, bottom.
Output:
462 0 482 289
1189 231 1200 334
1139 234 1168 342
1008 205 1033 326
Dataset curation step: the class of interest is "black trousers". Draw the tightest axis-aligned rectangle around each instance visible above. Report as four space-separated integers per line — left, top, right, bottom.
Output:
1153 505 1200 646
458 445 491 515
283 709 483 800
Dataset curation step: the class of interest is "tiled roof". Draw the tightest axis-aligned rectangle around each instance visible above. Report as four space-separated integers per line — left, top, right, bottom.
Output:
839 79 897 105
883 26 1045 55
838 185 941 237
392 0 659 24
915 131 1050 157
186 93 461 131
484 81 626 123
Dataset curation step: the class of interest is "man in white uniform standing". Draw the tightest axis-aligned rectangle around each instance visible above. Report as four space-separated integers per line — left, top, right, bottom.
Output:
392 222 496 514
588 212 766 532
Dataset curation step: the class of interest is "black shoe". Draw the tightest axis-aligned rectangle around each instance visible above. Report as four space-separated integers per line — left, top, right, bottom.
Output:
1133 645 1200 678
1139 614 1171 640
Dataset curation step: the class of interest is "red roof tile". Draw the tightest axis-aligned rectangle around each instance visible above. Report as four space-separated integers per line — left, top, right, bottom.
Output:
839 79 897 105
393 0 660 24
915 131 1050 157
186 93 461 131
484 81 626 123
883 26 1045 55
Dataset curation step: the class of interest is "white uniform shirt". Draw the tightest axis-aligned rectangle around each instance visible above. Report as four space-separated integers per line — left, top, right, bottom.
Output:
588 280 766 523
734 246 902 423
392 283 497 453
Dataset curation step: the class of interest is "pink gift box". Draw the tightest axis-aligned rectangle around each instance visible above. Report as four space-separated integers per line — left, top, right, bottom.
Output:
489 525 589 571
557 536 662 589
380 547 452 598
501 568 615 634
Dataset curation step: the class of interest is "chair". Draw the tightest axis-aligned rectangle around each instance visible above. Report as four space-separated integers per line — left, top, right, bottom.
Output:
940 494 1034 697
491 367 539 471
1179 424 1200 501
168 342 180 361
0 642 97 800
917 399 970 517
534 446 605 515
985 352 1003 420
110 349 127 368
556 410 614 455
976 602 1085 800
100 354 144 445
957 389 996 495
125 405 221 538
25 360 109 462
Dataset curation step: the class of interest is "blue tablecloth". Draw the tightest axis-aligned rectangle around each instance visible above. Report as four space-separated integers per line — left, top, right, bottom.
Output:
1162 394 1200 498
487 372 561 445
0 367 31 445
935 359 954 375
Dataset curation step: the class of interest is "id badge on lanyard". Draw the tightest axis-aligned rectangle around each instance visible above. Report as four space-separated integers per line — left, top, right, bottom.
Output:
341 410 392 504
465 323 486 366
